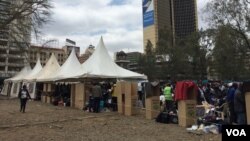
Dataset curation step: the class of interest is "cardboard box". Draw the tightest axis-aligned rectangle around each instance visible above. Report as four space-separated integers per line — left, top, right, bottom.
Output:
178 100 197 127
245 92 250 125
145 96 160 120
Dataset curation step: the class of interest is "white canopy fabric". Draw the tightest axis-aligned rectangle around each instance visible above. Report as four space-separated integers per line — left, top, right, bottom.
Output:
35 53 61 82
41 48 83 82
23 58 43 82
77 37 147 79
5 64 32 82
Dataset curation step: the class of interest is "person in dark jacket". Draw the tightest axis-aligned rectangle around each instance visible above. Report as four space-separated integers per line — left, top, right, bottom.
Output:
234 84 246 124
18 85 31 113
227 83 237 123
92 83 102 113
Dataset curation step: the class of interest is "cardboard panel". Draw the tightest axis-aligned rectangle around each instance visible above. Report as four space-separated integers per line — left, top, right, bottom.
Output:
47 84 51 92
245 92 250 125
116 82 123 114
178 100 197 127
43 84 47 92
48 84 55 93
131 82 138 97
46 96 51 104
70 84 76 107
42 95 47 103
145 96 160 120
74 83 85 109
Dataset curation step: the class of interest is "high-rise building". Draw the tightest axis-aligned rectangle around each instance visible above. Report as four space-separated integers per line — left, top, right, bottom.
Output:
172 0 198 39
0 0 30 83
142 0 198 51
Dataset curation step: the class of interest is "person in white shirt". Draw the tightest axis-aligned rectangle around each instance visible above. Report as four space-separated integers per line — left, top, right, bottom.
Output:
160 94 165 111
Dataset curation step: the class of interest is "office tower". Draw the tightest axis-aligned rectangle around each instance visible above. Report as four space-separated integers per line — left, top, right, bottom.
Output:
143 0 198 51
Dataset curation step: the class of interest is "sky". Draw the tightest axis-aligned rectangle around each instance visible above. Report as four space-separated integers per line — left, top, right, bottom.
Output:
38 0 209 55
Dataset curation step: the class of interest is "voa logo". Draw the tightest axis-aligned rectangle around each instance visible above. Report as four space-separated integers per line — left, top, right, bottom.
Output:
226 129 246 136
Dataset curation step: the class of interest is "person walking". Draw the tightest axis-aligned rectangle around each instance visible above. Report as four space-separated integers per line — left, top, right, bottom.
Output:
18 85 31 113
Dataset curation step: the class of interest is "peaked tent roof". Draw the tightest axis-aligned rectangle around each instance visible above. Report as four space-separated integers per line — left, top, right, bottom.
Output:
23 58 43 82
41 48 83 82
77 37 147 79
5 64 32 82
35 53 61 82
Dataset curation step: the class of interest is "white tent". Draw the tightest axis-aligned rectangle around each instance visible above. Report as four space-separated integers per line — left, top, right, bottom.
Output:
22 58 43 98
35 53 61 82
23 58 43 82
3 64 32 97
40 48 83 82
76 37 147 79
0 81 9 96
5 64 32 82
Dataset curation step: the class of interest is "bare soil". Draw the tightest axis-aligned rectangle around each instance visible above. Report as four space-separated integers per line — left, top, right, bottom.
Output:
0 96 221 141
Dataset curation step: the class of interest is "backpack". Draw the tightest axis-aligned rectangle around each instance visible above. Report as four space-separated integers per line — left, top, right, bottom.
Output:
156 112 170 124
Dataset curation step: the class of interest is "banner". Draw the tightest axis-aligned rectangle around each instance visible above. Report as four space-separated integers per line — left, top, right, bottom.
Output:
143 0 154 28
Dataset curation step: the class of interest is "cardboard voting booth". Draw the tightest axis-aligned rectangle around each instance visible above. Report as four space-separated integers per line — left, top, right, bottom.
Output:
146 96 160 120
117 81 138 116
178 100 196 127
175 81 197 127
245 92 250 124
71 83 85 109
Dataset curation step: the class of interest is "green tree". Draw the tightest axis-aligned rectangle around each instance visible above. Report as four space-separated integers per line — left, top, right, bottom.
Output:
0 0 52 47
184 32 207 80
212 25 249 80
139 40 156 81
155 28 188 81
204 0 250 48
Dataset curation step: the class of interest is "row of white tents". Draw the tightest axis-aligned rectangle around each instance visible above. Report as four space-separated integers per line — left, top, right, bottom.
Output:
1 37 147 98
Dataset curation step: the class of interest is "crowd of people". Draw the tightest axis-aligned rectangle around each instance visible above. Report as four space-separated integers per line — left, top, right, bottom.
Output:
158 81 247 125
85 82 117 113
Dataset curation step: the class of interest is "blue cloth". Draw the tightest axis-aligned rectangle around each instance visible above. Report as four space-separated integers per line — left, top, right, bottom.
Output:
236 113 246 125
227 87 235 102
99 100 104 111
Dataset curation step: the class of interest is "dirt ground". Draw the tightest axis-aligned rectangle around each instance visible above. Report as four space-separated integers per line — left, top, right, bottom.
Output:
0 96 221 141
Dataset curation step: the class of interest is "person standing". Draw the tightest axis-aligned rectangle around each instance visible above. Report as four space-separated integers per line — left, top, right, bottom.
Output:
18 85 31 113
164 83 173 111
111 84 118 111
92 83 102 113
234 84 246 125
159 93 165 111
227 83 237 124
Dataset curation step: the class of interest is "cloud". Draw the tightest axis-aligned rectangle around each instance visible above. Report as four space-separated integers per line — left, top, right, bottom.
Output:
197 0 209 29
38 0 142 55
38 0 207 55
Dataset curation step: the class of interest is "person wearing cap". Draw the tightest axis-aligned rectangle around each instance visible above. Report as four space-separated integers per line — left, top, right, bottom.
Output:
18 85 31 113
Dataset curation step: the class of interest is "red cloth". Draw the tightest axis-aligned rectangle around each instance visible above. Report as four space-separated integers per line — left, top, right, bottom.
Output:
174 81 198 101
